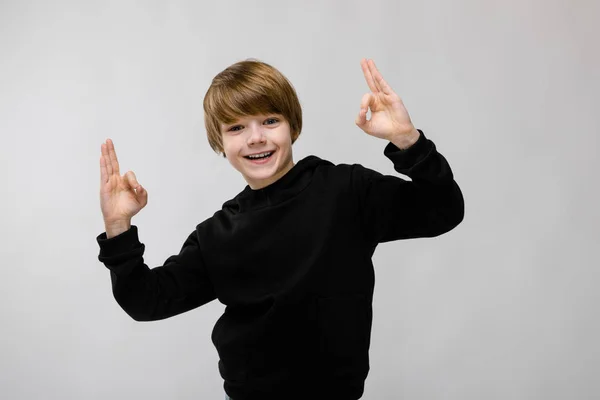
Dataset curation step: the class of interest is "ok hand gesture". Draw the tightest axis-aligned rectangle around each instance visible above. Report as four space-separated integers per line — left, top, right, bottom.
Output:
355 58 418 143
99 139 148 227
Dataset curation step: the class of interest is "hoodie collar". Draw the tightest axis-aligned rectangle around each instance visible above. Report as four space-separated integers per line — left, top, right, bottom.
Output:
223 155 332 213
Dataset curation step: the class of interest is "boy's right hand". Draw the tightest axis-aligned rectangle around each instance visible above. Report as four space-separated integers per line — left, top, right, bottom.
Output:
99 139 148 231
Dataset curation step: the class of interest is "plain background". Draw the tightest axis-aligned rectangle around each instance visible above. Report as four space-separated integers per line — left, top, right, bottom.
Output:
1 0 598 399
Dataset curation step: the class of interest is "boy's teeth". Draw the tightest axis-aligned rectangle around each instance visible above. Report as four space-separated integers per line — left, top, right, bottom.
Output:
248 152 272 159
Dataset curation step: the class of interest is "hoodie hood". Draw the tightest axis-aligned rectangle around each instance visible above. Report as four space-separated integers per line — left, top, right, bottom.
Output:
222 155 333 213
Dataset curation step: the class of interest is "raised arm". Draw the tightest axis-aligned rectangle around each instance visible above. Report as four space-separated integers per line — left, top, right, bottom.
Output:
97 139 216 321
353 59 464 245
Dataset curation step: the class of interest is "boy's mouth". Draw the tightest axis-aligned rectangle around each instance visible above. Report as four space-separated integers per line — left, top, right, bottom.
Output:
244 150 275 163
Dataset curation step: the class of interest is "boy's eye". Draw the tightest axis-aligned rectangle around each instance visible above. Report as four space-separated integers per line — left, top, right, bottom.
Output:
228 118 278 132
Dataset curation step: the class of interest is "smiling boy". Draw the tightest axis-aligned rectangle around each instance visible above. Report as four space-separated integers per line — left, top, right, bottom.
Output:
97 58 464 400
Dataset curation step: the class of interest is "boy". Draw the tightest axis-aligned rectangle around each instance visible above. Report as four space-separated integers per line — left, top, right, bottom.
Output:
97 58 464 400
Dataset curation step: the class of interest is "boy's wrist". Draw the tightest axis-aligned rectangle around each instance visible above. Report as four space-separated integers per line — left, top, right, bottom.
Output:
390 128 421 150
104 220 132 239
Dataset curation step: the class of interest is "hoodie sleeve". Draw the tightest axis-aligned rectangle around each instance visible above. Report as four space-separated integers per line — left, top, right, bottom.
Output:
96 225 216 321
351 129 464 245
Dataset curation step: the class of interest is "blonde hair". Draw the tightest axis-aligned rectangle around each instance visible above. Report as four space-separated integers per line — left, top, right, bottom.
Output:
203 59 303 158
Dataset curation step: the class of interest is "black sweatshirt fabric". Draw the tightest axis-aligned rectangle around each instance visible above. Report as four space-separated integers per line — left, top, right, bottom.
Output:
96 129 464 400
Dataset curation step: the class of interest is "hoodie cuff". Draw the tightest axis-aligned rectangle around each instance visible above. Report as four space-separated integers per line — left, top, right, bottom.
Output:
383 129 433 171
96 225 144 264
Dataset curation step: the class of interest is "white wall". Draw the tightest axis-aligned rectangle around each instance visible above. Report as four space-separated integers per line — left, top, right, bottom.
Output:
1 0 598 398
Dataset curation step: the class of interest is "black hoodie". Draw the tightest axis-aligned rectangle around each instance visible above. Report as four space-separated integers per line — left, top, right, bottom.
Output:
96 129 464 400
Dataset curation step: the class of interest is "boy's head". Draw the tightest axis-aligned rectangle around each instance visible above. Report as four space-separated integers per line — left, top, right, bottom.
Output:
203 59 303 190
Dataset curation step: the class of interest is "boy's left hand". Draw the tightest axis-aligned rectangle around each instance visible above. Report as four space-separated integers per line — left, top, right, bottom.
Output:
355 58 419 144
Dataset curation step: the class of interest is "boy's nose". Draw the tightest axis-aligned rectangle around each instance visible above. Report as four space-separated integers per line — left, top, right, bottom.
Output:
247 127 266 144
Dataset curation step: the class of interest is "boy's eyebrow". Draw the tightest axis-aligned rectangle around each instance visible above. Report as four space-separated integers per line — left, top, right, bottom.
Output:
221 118 240 127
222 114 280 127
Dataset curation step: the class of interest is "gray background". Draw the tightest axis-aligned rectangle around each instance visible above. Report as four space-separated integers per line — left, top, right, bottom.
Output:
1 0 598 399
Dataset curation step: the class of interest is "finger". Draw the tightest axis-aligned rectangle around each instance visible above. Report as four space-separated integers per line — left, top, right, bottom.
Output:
107 139 120 176
368 59 393 95
355 93 372 128
101 142 113 177
367 59 383 93
360 92 373 111
125 171 141 191
100 154 108 185
355 107 372 132
355 107 369 128
137 185 148 205
361 58 378 93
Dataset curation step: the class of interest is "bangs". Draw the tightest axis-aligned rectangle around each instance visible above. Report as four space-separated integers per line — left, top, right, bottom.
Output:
206 79 283 125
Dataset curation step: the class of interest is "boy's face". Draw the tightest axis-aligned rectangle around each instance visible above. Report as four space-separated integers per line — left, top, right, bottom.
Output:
221 113 295 190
